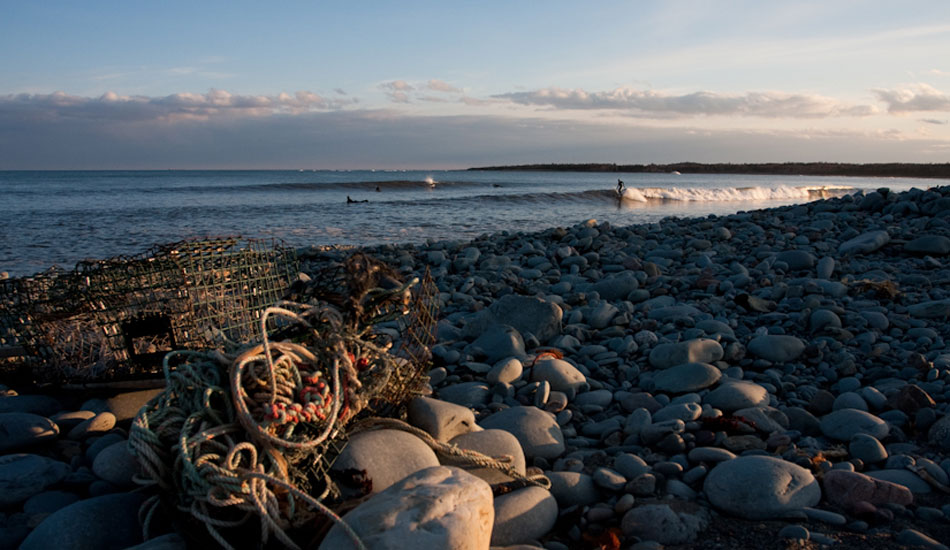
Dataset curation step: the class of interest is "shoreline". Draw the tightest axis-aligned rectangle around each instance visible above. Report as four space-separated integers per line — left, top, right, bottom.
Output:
2 184 950 549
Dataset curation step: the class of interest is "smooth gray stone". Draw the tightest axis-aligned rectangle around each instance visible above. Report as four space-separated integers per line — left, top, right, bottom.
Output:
593 272 639 301
0 412 59 452
653 362 721 394
466 324 526 363
820 409 889 441
20 492 147 550
0 454 71 507
449 429 525 485
838 230 890 255
320 466 493 550
487 357 523 384
687 447 736 463
491 486 558 546
52 410 97 431
104 389 163 426
0 395 63 416
584 301 619 329
703 380 769 411
653 402 702 423
896 528 949 550
408 396 479 442
849 433 887 464
908 299 950 319
545 470 600 506
776 250 816 271
905 235 950 255
866 469 932 494
592 467 627 491
747 335 805 363
332 429 439 496
704 456 820 519
695 319 735 340
479 406 565 460
67 411 116 440
621 502 710 545
85 432 126 463
573 389 613 408
613 453 651 479
810 309 841 331
464 294 563 344
928 412 950 450
802 507 846 525
647 305 703 322
437 382 491 407
648 339 723 370
91 441 139 487
531 358 588 395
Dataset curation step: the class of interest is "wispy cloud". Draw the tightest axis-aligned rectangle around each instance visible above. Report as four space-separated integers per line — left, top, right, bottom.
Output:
0 89 354 123
493 86 877 118
874 83 950 113
380 80 414 103
426 79 461 93
920 118 948 125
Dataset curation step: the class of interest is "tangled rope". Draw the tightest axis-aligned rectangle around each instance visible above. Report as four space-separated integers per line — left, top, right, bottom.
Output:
129 304 369 550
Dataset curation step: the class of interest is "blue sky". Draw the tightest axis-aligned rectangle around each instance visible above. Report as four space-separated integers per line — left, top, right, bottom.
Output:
1 1 949 168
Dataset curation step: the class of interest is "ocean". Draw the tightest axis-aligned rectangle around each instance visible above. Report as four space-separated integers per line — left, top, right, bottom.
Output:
0 169 932 277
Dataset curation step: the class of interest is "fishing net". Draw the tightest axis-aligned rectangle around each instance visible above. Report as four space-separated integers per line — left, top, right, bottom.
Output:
128 253 440 550
0 237 297 386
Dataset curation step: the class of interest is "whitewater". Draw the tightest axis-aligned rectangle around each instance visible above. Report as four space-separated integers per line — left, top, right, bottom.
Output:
0 169 930 276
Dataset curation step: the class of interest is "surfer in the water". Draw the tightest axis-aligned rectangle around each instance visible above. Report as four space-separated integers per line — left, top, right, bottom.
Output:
617 179 625 196
346 195 368 204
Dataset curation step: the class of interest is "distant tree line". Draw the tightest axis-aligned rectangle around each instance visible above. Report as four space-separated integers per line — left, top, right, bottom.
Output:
468 162 950 179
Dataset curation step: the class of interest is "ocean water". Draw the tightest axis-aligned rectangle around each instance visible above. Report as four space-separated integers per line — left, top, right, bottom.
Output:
0 169 931 277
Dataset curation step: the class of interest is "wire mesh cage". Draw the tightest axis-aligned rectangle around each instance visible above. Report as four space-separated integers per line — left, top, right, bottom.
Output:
0 237 299 386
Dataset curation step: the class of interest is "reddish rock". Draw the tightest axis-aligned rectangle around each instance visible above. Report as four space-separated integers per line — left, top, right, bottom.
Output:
887 384 936 415
822 470 913 512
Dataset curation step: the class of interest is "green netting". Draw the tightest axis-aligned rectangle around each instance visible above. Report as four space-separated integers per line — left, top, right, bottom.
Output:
0 237 298 385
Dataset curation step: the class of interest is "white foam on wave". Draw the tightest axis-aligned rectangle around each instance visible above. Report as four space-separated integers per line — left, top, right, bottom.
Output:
636 184 854 202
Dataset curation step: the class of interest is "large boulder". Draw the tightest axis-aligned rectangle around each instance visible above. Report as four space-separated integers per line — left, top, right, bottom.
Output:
320 466 493 550
0 454 71 507
463 295 562 344
408 397 479 442
490 486 558 546
703 456 820 519
0 412 59 452
20 492 147 550
332 429 439 496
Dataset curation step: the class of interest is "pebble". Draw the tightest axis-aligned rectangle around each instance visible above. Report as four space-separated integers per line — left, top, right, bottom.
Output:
648 339 723 369
746 335 806 363
530 358 588 396
652 362 721 394
449 429 526 484
849 433 888 464
67 411 116 441
408 396 479 441
821 469 913 511
703 380 769 411
545 471 600 507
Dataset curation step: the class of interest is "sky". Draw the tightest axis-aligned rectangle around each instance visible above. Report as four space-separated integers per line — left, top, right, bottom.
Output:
1 0 949 169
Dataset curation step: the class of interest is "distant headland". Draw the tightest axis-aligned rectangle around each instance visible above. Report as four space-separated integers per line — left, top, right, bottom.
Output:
468 162 950 179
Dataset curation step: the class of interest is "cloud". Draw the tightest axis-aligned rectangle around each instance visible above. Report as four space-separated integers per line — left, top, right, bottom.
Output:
493 86 877 118
380 80 415 103
874 84 950 113
426 79 461 93
927 69 950 76
2 102 946 170
920 118 948 125
0 89 352 124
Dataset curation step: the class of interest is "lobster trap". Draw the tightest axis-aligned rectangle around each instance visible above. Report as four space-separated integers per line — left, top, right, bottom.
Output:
0 237 299 386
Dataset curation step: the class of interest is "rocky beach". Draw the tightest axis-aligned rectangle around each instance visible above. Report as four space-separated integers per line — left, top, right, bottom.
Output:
2 184 950 550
